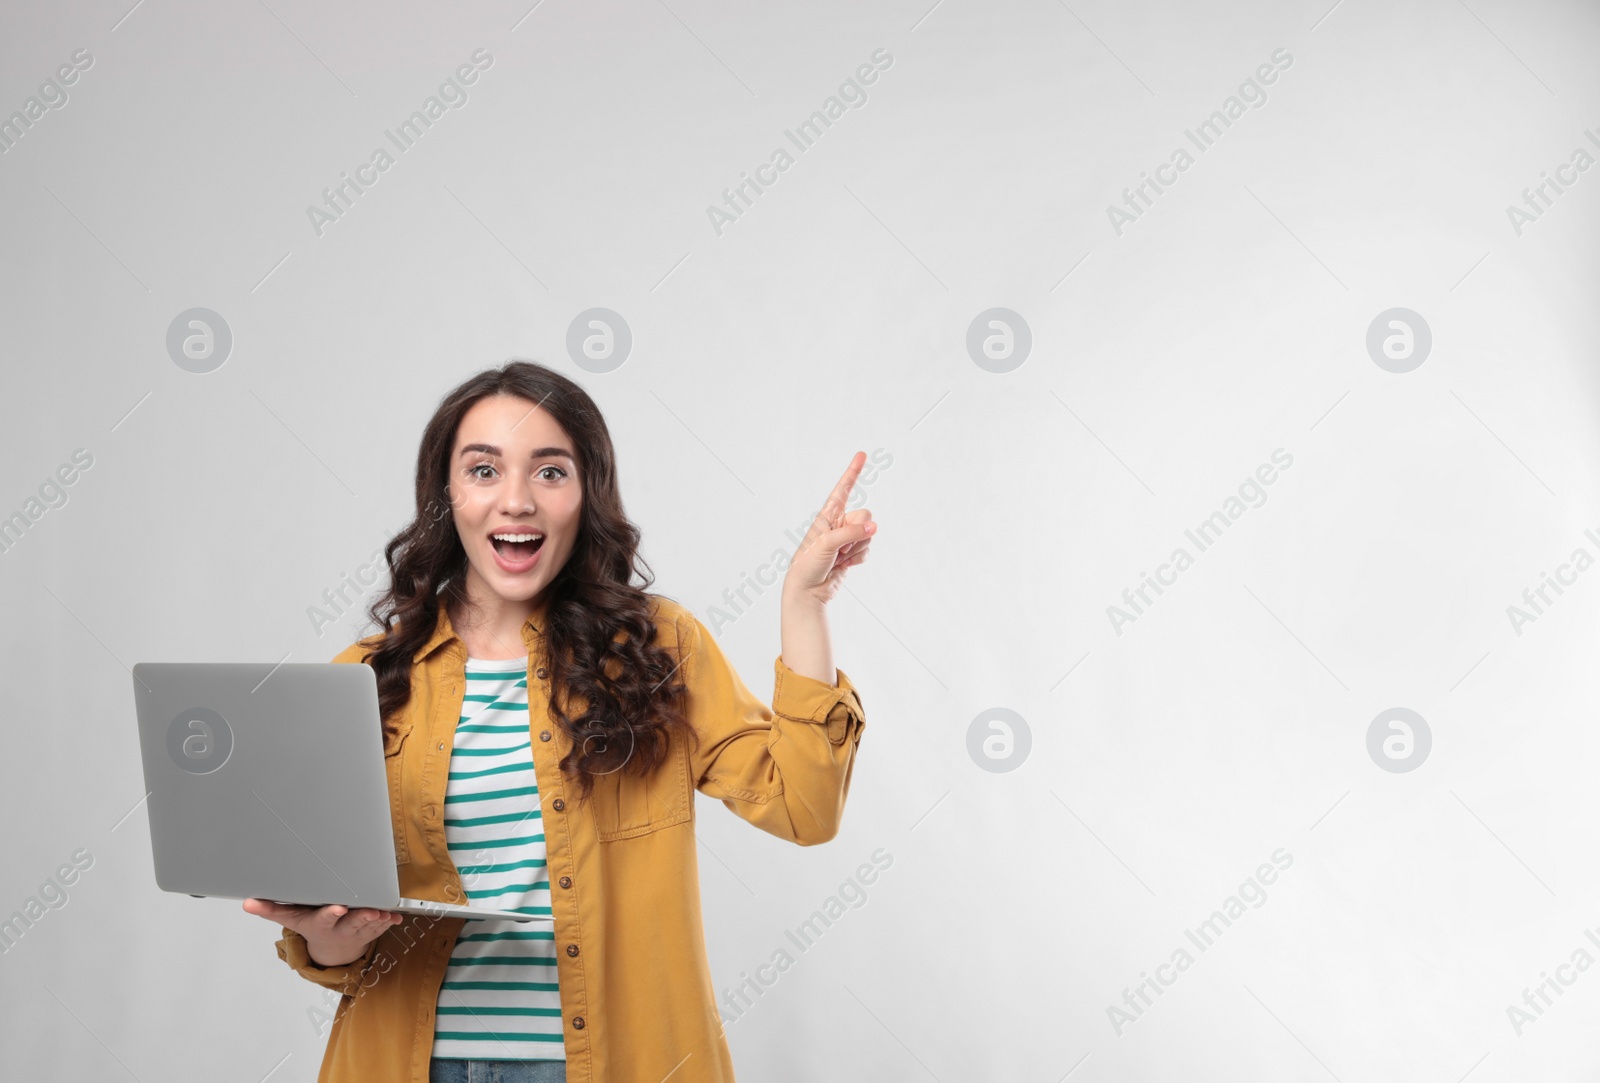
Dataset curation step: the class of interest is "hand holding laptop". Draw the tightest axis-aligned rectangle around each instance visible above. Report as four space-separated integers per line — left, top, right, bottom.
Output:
243 897 403 968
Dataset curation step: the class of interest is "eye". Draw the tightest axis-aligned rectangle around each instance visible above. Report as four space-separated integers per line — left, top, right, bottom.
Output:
537 465 568 482
467 462 497 480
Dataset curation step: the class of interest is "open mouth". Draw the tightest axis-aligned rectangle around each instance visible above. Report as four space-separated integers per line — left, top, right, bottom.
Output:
490 531 545 563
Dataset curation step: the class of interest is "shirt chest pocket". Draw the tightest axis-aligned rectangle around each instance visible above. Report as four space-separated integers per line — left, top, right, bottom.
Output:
382 725 412 865
587 739 693 841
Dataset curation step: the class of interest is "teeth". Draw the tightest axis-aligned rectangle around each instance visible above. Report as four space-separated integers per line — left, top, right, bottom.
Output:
492 533 542 542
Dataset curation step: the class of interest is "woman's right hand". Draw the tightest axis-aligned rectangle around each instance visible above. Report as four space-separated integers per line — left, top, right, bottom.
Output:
243 898 403 967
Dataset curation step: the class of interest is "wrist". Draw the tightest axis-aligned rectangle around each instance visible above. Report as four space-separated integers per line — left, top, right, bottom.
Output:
781 581 824 613
304 935 362 969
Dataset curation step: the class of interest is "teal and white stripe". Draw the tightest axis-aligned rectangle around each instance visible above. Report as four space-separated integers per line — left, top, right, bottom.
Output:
429 654 564 1061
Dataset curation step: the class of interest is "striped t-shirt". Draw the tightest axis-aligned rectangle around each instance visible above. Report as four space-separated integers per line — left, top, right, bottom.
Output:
429 653 564 1062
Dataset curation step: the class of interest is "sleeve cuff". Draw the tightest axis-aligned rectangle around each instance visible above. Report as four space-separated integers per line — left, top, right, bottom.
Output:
772 656 866 746
275 925 376 997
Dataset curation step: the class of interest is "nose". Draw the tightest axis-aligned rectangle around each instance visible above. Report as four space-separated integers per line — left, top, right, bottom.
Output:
499 470 535 515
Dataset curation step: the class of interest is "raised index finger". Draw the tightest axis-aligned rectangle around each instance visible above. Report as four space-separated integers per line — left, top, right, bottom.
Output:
819 451 866 520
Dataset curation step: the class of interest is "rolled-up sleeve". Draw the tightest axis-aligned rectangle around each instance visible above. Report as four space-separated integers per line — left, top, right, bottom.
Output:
680 613 867 845
275 925 380 997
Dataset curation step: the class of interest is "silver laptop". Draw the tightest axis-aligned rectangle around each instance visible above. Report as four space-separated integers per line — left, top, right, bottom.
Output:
131 661 545 923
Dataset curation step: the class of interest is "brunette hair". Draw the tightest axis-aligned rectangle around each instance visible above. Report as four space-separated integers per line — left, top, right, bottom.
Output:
357 360 694 803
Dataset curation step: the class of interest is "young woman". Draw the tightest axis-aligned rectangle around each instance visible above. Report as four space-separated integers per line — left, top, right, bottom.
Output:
242 361 876 1083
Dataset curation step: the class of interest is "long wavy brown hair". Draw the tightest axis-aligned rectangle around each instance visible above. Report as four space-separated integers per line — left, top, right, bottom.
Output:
355 360 695 804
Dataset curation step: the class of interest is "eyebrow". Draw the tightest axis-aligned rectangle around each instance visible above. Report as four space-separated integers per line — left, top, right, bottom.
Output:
458 443 576 462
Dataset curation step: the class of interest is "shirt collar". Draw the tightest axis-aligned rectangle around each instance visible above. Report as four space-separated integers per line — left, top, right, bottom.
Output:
412 591 552 664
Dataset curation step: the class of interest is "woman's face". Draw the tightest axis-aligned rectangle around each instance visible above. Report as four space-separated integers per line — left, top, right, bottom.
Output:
447 394 583 610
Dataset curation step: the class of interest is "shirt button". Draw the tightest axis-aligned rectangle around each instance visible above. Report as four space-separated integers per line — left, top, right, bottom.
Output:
559 876 572 889
572 1016 585 1030
537 667 548 679
539 730 551 742
566 943 579 957
437 742 444 750
551 798 565 812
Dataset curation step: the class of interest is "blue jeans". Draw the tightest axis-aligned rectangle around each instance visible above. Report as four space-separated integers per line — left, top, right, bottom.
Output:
428 1059 566 1083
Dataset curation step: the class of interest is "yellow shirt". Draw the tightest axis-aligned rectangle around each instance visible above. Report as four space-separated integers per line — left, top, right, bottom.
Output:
274 593 867 1083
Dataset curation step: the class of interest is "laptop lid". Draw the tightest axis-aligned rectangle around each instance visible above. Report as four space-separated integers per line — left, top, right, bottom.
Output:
131 661 406 911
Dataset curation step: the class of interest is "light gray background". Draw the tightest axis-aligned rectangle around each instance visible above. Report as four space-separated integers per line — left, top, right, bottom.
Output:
2 0 1598 1079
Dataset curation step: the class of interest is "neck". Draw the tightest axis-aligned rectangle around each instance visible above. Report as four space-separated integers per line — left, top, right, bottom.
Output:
449 584 541 659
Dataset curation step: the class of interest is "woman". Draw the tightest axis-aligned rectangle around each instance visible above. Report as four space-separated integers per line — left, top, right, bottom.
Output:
242 361 876 1083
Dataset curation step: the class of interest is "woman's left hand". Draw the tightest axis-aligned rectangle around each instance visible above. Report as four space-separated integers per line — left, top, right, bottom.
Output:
785 451 877 606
